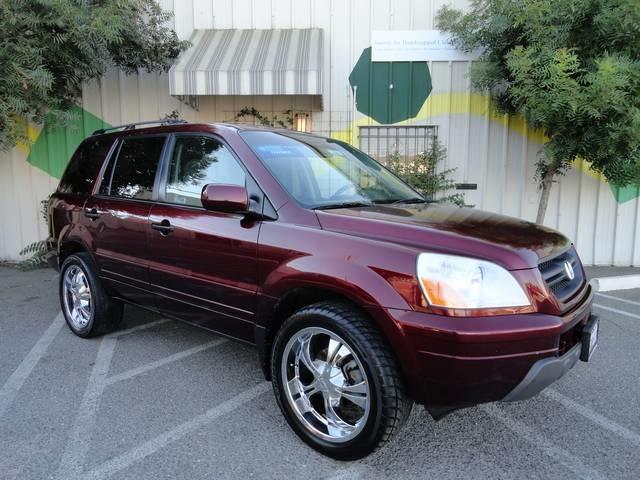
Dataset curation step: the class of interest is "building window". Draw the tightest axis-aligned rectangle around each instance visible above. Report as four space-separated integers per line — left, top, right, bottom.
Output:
358 125 438 164
294 113 310 132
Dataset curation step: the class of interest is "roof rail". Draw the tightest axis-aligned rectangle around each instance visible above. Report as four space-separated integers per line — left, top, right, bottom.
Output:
91 119 188 135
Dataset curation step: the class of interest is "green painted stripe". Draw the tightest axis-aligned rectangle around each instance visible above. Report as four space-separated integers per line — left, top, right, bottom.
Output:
27 106 111 179
610 183 640 204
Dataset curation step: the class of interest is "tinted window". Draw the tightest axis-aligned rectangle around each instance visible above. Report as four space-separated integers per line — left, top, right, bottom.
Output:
58 137 115 194
105 136 166 200
165 136 245 207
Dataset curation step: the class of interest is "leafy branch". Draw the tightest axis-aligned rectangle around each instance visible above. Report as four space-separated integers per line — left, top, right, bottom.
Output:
17 197 53 271
233 107 293 129
0 0 190 150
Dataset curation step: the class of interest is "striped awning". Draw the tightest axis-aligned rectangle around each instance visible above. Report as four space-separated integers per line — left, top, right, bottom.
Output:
169 29 323 96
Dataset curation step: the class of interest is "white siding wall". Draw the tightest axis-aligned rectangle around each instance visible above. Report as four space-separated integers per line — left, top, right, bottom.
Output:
1 0 638 265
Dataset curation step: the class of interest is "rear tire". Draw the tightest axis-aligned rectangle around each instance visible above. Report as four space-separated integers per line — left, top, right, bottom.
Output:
271 301 412 460
59 253 123 337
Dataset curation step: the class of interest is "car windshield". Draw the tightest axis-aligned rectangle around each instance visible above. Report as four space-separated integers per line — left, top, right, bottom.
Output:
240 130 423 209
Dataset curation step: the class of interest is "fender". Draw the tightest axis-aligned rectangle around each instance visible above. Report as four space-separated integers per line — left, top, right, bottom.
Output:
51 192 97 265
57 222 97 265
255 254 421 388
260 254 412 312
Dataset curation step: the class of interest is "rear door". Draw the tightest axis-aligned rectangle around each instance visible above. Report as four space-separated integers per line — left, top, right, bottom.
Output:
84 134 168 305
147 133 260 341
51 136 117 246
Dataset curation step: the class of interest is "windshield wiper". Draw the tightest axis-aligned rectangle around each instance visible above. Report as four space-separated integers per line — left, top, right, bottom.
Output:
313 201 373 210
384 197 431 205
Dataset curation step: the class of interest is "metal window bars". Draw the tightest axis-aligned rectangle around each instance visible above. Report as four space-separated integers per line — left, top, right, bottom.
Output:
358 125 438 166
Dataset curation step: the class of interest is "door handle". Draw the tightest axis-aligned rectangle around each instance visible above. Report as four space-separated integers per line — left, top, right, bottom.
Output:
151 219 174 235
84 208 101 220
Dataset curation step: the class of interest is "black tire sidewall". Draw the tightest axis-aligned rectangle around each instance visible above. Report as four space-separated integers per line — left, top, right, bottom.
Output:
271 309 386 460
59 254 99 337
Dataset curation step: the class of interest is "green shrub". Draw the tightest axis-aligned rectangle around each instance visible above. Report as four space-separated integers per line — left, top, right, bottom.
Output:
17 198 53 271
387 140 466 207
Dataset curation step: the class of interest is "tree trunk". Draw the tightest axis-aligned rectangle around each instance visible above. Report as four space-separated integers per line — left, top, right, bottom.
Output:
536 170 555 224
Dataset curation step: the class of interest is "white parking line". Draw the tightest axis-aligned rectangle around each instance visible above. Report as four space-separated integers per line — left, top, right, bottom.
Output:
593 304 640 320
82 382 271 480
595 292 640 309
105 338 227 385
325 466 368 479
544 389 640 447
480 404 605 480
56 336 117 479
0 313 64 418
109 318 171 338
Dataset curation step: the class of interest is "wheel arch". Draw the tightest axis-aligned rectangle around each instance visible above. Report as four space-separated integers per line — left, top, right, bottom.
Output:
58 238 94 266
256 283 412 389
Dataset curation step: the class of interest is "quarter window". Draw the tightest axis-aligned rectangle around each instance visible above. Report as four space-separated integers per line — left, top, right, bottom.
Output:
165 136 245 207
105 136 166 200
58 137 115 195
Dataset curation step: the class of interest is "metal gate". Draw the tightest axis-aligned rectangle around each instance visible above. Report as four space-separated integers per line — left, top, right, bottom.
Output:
358 125 438 165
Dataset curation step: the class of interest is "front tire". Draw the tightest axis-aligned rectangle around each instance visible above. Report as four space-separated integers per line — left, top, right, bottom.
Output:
59 253 123 337
271 302 412 460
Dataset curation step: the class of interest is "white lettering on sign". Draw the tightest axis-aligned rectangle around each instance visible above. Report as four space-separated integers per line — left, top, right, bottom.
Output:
371 30 482 62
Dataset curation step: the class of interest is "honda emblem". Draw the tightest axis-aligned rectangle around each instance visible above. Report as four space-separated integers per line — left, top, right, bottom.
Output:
564 261 575 280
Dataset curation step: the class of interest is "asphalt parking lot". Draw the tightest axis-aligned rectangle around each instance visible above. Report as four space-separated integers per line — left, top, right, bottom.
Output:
1 265 639 480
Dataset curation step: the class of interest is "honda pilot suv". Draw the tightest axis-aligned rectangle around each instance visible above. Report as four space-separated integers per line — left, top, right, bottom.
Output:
48 120 598 459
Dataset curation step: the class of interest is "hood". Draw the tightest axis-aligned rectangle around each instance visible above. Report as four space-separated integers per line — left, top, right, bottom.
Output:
315 204 571 270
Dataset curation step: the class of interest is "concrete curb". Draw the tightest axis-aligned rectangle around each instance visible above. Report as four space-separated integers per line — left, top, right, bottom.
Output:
591 275 640 292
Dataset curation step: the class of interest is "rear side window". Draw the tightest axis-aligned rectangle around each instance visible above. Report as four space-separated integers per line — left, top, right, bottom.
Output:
58 137 115 194
102 136 166 200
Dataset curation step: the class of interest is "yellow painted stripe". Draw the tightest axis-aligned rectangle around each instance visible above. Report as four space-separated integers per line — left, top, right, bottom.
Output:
14 116 42 155
333 92 546 145
331 92 616 190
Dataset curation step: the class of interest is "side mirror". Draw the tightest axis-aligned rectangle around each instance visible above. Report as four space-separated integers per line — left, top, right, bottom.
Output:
201 184 249 213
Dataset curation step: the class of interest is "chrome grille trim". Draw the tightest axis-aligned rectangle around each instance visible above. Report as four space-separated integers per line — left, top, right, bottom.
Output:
538 248 584 304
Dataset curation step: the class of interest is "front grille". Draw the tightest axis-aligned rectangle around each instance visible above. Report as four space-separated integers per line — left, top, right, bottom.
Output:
538 247 584 304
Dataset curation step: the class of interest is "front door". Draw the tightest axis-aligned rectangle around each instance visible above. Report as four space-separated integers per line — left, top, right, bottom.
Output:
147 134 260 341
85 134 167 306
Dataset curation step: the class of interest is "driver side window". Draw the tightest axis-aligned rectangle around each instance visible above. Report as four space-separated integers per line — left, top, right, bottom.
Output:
165 136 245 207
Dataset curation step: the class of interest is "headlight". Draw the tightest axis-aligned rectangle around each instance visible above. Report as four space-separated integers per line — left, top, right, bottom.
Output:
416 253 531 310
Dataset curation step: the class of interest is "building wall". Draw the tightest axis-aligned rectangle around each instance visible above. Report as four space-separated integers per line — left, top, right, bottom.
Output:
1 0 639 265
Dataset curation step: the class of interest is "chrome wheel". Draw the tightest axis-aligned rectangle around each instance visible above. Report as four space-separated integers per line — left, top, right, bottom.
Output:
62 265 92 330
281 327 371 443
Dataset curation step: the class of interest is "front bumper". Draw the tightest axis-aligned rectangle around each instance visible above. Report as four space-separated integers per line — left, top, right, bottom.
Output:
502 342 581 402
503 313 598 402
379 286 593 418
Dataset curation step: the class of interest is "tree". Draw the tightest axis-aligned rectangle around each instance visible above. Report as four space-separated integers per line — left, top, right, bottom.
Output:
437 0 640 223
387 139 467 207
0 0 189 150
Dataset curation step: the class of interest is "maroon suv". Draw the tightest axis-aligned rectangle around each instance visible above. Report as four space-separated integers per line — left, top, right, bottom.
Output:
48 120 598 459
